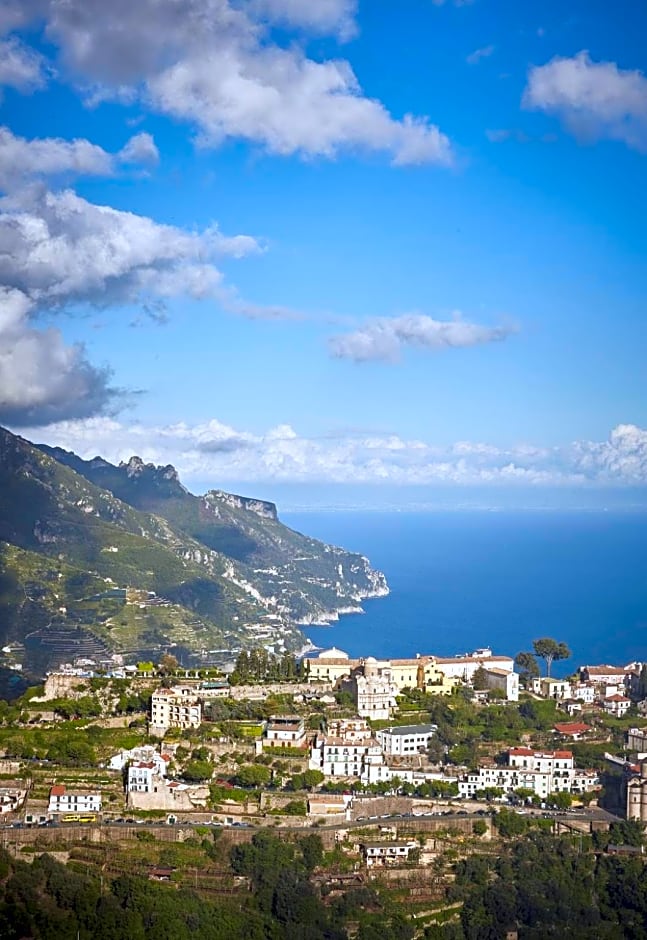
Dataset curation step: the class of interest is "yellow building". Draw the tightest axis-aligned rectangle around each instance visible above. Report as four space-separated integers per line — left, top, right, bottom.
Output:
306 649 457 695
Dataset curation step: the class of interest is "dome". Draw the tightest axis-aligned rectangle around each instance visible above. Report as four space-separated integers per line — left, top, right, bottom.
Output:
318 647 349 659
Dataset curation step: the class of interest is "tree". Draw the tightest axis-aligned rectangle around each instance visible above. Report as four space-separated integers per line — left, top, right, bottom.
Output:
547 790 572 810
234 764 271 788
515 651 540 684
181 759 213 782
302 769 325 790
472 665 489 691
158 653 178 675
532 638 571 677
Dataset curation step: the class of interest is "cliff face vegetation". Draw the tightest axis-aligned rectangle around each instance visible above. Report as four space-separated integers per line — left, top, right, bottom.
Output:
0 426 387 670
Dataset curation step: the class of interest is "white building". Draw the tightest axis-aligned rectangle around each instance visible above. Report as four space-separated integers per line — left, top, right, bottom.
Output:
109 745 170 776
150 688 202 733
603 695 631 718
360 754 457 788
376 724 438 757
310 718 382 778
360 841 419 867
482 667 519 702
539 678 572 701
341 658 399 720
435 650 515 683
457 747 597 800
570 683 596 705
580 665 631 690
265 715 307 749
127 761 164 794
48 785 102 815
626 728 647 753
508 748 574 773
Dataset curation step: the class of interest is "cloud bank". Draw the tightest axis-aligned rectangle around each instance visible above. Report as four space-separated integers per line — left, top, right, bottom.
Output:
15 417 647 488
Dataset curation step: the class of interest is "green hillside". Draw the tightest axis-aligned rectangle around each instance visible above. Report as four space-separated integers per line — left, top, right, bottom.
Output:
0 427 388 672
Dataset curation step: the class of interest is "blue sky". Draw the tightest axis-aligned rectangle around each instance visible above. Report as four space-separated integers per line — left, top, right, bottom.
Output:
1 0 646 504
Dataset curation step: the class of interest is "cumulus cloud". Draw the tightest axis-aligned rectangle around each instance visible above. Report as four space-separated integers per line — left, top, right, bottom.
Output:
117 132 159 166
17 417 647 487
0 37 48 92
466 45 494 66
329 313 516 363
8 0 452 166
0 184 261 310
0 288 121 426
0 127 159 189
523 51 647 151
0 157 283 422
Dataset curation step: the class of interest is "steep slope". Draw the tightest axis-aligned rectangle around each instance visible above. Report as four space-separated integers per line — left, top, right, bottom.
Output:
0 428 290 665
0 428 388 670
37 445 389 623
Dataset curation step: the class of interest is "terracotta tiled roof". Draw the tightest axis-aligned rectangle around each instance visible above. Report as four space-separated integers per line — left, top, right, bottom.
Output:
554 722 591 735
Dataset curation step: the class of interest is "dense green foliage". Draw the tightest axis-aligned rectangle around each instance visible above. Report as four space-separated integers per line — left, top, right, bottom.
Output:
229 648 304 685
445 826 647 939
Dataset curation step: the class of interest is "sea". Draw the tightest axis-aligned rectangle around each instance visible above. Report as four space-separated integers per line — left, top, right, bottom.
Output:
282 511 647 677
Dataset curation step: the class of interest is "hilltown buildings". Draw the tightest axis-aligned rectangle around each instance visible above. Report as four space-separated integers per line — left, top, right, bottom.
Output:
128 761 164 794
457 748 598 800
265 715 307 749
48 786 102 816
339 658 400 720
627 762 647 824
306 647 517 701
376 724 438 757
603 695 631 718
150 687 202 734
310 718 382 778
626 728 647 754
360 840 419 867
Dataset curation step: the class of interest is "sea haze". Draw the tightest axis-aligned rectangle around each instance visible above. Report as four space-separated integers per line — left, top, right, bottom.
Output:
283 511 647 676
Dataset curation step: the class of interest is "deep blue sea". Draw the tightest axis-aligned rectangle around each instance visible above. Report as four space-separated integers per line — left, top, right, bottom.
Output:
282 511 647 677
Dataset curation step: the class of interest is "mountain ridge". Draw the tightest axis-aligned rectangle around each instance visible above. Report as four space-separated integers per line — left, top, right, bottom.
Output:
0 427 387 672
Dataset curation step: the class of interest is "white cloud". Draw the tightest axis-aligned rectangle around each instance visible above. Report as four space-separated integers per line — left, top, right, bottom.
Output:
523 51 647 152
8 0 452 166
329 313 516 362
0 36 48 92
118 132 159 166
0 184 261 310
0 127 159 189
0 172 285 422
18 417 647 487
466 45 494 66
0 288 120 426
249 0 358 39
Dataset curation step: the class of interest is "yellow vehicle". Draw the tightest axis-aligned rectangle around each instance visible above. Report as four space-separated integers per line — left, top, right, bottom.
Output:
79 814 96 824
61 814 80 823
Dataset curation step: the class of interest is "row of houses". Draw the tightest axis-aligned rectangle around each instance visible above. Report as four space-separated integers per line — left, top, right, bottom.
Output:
530 674 633 718
305 647 519 718
308 718 456 788
457 747 599 800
